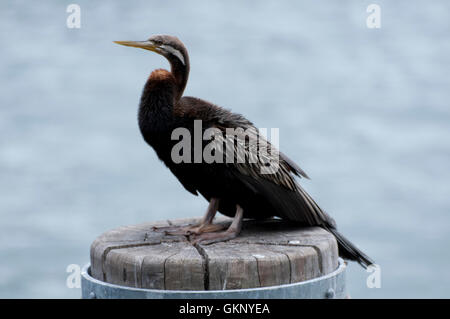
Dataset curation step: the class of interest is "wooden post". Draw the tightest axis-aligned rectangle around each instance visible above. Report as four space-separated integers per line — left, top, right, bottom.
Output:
90 217 340 292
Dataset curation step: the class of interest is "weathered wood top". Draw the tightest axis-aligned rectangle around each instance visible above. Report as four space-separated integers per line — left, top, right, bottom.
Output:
90 217 339 291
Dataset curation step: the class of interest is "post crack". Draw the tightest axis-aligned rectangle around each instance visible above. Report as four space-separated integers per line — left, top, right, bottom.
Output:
193 244 210 290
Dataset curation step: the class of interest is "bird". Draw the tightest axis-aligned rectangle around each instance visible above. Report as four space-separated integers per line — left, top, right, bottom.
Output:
114 35 374 268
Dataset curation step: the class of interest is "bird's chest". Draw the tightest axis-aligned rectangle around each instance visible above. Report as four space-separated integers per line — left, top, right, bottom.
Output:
138 109 176 158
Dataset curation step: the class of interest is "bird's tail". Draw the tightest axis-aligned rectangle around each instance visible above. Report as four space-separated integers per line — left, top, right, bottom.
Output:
324 226 374 269
295 185 375 269
242 176 375 268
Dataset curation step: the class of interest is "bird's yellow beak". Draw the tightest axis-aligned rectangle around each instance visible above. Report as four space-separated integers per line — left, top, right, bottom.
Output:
114 40 161 53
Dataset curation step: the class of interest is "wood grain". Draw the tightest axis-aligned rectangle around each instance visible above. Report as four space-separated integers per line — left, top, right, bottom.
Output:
90 217 339 290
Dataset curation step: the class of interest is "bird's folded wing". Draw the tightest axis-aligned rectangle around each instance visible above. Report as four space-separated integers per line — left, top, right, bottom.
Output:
174 95 314 196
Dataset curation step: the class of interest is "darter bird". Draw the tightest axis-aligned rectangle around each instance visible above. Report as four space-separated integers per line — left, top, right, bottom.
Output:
114 35 374 268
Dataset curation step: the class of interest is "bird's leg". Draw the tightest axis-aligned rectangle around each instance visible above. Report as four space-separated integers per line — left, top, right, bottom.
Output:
152 198 224 235
183 198 225 235
191 204 244 245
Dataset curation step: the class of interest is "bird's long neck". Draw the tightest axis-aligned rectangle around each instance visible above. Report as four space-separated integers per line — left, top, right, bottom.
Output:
139 70 177 135
168 55 189 102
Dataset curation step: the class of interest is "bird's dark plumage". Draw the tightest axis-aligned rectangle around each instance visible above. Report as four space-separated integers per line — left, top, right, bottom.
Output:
115 35 374 268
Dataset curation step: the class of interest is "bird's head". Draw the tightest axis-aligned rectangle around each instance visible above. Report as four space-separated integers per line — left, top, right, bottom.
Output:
114 35 188 67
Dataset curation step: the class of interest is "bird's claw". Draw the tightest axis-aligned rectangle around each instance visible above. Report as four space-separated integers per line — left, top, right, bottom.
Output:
190 230 238 245
151 223 198 235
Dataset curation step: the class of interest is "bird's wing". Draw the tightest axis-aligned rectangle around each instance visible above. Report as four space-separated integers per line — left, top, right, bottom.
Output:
175 96 309 190
215 125 300 191
166 163 199 196
174 96 336 226
279 151 310 179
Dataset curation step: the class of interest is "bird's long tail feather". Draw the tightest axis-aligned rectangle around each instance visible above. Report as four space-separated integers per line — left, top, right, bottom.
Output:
324 226 374 269
295 185 374 269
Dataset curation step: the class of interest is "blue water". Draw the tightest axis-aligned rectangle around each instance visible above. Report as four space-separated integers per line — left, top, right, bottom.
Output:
1 0 449 298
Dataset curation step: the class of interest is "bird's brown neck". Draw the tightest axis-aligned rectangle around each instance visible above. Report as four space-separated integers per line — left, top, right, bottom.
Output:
139 69 177 135
143 69 177 107
168 57 189 102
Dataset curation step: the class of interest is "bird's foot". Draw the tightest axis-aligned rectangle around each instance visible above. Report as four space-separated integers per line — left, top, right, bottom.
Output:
191 229 239 245
151 223 199 235
185 223 226 236
152 222 226 236
192 204 244 245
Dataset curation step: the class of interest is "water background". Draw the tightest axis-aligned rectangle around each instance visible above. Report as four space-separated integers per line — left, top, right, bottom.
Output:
1 0 449 298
